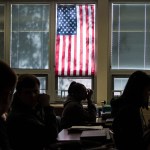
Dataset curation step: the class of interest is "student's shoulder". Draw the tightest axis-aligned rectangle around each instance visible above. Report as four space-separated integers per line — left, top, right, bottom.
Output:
64 101 82 110
110 97 122 105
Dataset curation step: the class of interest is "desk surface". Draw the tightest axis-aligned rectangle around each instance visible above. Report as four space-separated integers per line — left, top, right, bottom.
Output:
57 128 113 150
57 128 111 142
57 129 81 142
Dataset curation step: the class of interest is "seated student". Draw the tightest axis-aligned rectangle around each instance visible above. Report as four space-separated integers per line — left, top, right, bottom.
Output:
61 81 96 129
143 129 150 150
110 71 150 150
0 60 17 150
6 74 58 150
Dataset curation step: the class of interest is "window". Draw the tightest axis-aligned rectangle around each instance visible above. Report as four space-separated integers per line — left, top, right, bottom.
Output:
113 77 128 97
10 3 50 99
11 4 49 69
111 3 150 98
57 77 92 101
37 76 47 93
1 1 96 103
55 4 96 100
112 4 150 69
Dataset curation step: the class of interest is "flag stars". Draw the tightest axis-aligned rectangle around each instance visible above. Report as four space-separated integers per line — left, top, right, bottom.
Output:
57 5 77 35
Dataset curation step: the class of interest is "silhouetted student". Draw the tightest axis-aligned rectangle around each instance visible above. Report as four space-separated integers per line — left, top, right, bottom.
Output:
61 81 96 129
110 71 150 150
6 74 58 150
0 60 17 150
143 128 150 150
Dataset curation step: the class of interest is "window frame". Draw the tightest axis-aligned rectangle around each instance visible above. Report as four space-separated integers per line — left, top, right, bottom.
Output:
110 1 150 103
55 75 95 102
1 0 97 104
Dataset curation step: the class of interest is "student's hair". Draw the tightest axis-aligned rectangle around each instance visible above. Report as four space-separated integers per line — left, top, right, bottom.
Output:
68 81 76 95
16 74 40 92
68 81 84 96
0 60 17 91
122 70 150 108
68 81 86 100
11 74 40 108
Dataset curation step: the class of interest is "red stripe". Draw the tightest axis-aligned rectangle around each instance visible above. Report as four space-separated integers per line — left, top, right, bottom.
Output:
74 36 77 75
67 35 71 76
79 5 83 76
61 36 66 76
91 5 95 75
55 35 60 75
85 5 89 76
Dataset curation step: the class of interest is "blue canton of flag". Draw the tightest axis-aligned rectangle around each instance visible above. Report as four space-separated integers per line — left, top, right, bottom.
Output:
57 5 77 35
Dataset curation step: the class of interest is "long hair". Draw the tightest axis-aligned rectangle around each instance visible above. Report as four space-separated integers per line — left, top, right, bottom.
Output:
121 70 150 109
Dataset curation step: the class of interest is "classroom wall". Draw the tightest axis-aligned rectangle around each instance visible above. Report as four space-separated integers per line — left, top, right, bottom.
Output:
96 0 111 105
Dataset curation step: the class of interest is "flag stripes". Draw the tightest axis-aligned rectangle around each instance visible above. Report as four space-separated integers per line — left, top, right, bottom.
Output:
55 4 95 76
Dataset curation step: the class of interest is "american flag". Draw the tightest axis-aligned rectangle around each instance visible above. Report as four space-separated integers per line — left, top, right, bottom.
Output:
55 4 95 76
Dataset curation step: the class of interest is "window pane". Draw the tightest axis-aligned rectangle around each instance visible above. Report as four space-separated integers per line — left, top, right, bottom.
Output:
113 78 128 96
113 32 144 69
37 76 47 93
111 4 150 69
146 5 150 69
11 4 49 69
0 5 4 60
56 77 92 100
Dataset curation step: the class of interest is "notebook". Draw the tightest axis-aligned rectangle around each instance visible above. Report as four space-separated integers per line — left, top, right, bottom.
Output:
80 129 107 141
68 125 103 133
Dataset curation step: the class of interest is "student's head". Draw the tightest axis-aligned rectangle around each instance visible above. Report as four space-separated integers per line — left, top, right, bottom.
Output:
68 81 87 101
122 70 150 109
14 74 40 107
68 81 76 95
0 60 17 114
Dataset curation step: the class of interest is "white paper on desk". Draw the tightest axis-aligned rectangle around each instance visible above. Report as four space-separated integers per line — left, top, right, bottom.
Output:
70 125 103 130
80 129 107 141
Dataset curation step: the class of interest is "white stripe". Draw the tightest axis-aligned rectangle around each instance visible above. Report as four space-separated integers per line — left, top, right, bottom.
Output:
70 35 75 75
88 6 92 75
64 36 69 76
82 5 86 76
90 5 96 75
58 36 63 75
76 6 80 75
